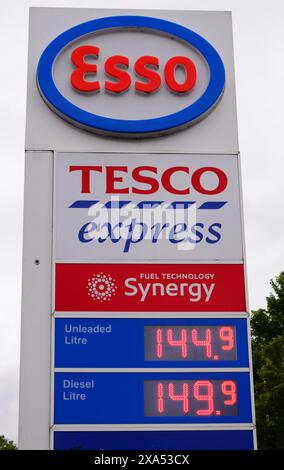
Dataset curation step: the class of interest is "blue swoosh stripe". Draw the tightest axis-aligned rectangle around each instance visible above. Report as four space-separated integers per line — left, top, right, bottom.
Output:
198 201 227 209
69 200 99 208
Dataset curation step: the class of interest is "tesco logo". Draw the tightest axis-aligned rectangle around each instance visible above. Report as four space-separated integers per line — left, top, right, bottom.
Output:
69 165 227 195
37 16 225 138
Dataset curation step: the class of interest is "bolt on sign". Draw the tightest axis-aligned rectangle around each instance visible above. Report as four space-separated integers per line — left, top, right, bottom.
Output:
19 8 256 450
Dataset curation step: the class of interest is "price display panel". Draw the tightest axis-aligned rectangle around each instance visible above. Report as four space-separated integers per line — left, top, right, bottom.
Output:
54 372 252 424
145 325 237 361
54 317 249 368
144 379 238 417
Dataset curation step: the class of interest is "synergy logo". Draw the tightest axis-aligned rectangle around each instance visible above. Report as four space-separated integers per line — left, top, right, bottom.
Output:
87 271 214 304
124 276 215 303
37 16 225 137
87 273 117 303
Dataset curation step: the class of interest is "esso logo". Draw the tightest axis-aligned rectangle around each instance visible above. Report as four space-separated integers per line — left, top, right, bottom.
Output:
70 46 197 95
37 16 225 138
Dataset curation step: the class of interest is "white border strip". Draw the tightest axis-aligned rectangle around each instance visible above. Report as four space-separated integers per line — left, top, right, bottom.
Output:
53 311 248 318
51 423 254 431
55 259 244 264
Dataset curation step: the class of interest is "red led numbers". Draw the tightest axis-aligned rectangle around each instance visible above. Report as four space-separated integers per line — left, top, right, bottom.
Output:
150 326 236 361
157 383 189 414
70 46 197 95
156 329 163 359
219 327 235 350
168 383 189 413
153 380 238 416
167 328 187 358
221 381 237 405
192 328 212 358
193 381 214 416
157 383 164 413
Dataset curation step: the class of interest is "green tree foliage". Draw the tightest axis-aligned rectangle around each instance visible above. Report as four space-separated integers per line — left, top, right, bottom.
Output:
251 271 284 449
0 435 17 450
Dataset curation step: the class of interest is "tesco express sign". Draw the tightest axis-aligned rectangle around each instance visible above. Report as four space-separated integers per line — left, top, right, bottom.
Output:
37 16 225 138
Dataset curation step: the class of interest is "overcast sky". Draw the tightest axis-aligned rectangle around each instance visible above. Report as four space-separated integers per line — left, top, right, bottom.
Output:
0 0 284 443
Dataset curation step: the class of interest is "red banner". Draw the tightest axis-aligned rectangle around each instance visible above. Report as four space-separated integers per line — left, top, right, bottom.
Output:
55 263 246 312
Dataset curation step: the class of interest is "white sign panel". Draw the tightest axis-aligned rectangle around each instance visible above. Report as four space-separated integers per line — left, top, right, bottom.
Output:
26 8 239 153
19 8 256 451
55 153 243 260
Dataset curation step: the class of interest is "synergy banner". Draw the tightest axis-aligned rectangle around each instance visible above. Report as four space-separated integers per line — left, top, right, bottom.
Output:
55 153 243 261
55 263 246 312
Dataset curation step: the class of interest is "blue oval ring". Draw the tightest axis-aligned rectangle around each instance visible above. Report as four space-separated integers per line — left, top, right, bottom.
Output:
37 16 225 137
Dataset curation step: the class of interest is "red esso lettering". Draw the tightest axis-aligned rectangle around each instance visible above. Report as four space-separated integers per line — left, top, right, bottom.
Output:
70 45 197 94
70 166 227 195
70 45 100 92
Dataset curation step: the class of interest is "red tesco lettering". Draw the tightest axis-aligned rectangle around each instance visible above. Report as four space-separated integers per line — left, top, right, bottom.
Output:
69 165 228 195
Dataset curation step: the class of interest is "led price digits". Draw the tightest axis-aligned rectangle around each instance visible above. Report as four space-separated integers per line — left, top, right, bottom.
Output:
144 380 238 417
191 328 212 358
145 325 236 361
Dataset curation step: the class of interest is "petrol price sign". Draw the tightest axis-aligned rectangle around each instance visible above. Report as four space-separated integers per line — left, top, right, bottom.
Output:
20 8 256 451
